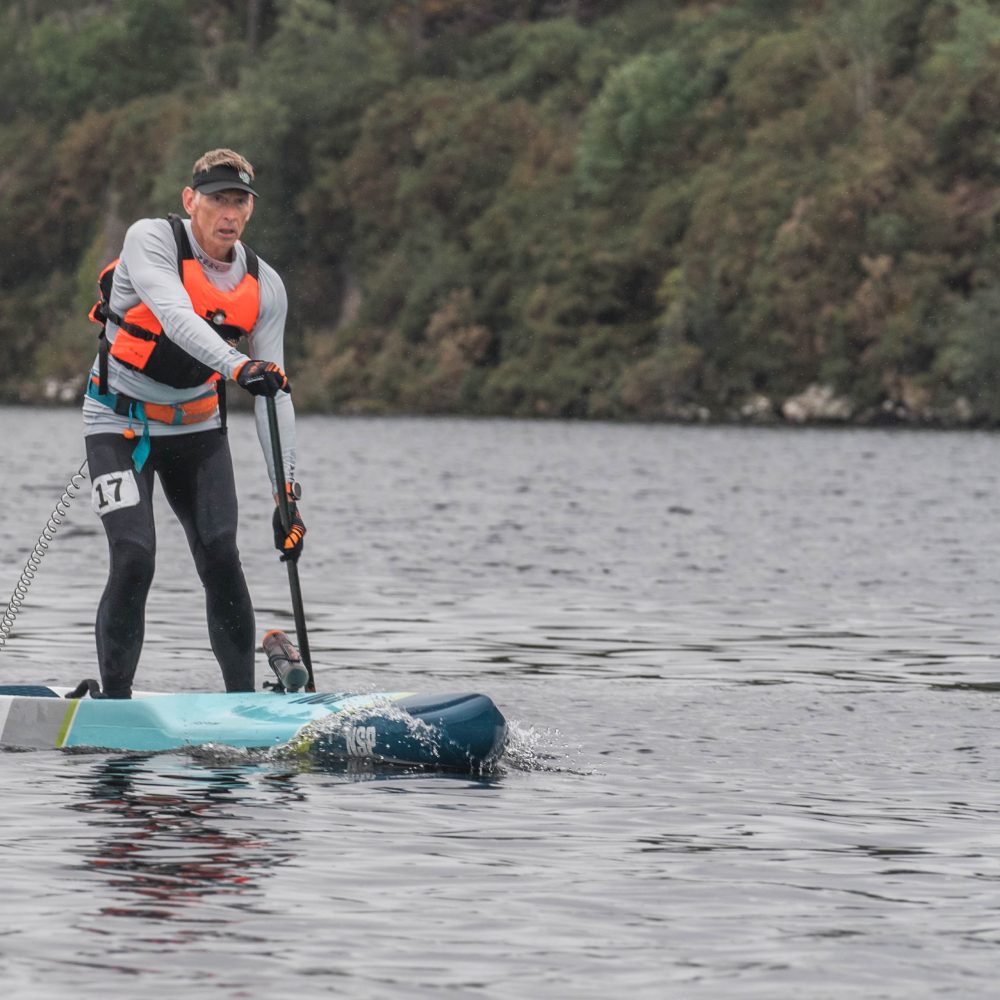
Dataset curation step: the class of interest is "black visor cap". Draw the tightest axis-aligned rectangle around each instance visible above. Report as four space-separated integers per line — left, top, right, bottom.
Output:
191 164 259 197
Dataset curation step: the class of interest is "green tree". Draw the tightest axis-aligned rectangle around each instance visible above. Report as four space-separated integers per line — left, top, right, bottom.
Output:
25 0 195 120
575 47 709 195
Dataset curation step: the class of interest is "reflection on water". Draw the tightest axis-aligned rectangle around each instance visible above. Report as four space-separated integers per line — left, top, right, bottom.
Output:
70 757 301 920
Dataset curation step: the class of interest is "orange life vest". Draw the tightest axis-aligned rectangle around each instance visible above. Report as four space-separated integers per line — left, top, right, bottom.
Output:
89 214 260 391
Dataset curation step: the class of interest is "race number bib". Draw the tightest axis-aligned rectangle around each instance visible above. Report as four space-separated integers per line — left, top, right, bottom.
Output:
91 470 141 517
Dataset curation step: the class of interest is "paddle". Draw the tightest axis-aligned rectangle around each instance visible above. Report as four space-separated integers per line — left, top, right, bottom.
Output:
265 395 315 692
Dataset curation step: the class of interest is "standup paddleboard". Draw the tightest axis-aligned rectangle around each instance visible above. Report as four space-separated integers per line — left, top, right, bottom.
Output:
0 686 507 770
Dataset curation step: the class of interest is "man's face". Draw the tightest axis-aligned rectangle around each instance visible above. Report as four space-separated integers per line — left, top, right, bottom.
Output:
181 187 254 260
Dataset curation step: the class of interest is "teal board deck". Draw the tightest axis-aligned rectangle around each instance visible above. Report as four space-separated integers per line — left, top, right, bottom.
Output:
0 687 507 770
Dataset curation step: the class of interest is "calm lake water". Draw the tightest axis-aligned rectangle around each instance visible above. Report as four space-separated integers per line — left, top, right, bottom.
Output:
2 405 999 999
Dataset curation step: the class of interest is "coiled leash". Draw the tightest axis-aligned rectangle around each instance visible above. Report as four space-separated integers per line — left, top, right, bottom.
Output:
0 460 88 651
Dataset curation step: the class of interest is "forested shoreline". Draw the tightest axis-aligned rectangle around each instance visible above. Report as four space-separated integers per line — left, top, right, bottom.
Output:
2 0 998 425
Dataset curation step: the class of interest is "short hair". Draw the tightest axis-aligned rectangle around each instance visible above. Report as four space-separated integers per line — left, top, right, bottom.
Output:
192 149 255 180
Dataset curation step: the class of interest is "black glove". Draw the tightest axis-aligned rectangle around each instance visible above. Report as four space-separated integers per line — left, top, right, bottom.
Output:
273 485 305 562
235 359 290 396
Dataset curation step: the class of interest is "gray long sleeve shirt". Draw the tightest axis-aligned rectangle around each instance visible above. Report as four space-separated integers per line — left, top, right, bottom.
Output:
82 216 296 489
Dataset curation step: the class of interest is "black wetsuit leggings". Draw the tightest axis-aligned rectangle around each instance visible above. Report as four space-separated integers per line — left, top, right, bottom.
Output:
85 429 255 698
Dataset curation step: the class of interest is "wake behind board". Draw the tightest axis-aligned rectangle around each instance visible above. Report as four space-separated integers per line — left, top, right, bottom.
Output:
0 686 507 771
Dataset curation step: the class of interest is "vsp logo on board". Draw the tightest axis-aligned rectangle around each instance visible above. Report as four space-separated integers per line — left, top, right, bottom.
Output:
345 725 377 757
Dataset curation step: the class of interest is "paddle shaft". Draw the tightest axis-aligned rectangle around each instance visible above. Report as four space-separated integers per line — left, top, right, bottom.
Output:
265 395 315 691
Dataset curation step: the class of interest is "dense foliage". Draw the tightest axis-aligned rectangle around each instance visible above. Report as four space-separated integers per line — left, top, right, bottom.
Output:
2 0 998 423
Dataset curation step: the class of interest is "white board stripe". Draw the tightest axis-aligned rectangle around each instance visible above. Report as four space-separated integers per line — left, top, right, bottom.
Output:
0 697 13 740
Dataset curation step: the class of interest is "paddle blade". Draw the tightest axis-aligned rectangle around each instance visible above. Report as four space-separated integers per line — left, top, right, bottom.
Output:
263 629 309 693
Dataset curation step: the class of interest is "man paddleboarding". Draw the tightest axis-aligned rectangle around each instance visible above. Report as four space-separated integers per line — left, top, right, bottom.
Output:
82 148 305 698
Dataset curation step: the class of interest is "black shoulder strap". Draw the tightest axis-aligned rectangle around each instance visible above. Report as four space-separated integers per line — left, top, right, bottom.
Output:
166 213 191 274
242 243 259 280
